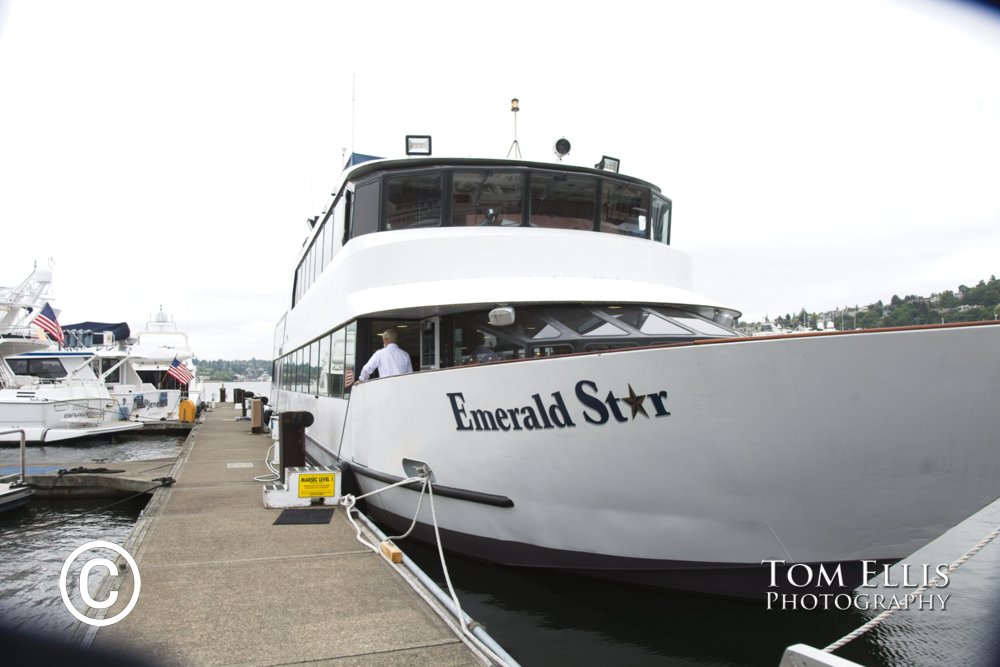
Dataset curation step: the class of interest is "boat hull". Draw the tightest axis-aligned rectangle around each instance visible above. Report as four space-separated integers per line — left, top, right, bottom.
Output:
298 323 1000 596
0 483 33 512
0 390 143 443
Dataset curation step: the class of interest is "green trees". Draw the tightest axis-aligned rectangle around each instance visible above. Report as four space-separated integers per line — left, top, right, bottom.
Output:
752 276 999 330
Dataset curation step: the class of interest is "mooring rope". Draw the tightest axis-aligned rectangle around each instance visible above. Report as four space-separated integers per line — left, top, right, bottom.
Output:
338 471 512 667
825 521 1000 652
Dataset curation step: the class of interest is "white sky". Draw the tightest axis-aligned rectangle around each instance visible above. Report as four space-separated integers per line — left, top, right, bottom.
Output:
1 0 998 358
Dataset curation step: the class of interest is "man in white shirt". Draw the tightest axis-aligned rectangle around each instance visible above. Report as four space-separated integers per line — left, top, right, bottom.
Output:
358 328 413 382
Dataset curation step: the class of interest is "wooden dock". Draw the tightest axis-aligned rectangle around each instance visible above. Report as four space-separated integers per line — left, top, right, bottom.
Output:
77 407 496 666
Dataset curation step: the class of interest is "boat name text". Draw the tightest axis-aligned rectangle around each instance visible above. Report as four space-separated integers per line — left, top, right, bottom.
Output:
447 380 670 432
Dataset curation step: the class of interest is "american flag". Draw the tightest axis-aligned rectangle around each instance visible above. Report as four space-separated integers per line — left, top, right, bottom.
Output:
166 357 194 385
32 302 64 345
344 368 354 388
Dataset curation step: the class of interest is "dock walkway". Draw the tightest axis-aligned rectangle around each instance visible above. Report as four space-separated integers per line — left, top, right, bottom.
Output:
85 406 489 666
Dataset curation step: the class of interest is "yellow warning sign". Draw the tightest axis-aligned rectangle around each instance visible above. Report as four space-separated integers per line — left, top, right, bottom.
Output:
297 473 336 498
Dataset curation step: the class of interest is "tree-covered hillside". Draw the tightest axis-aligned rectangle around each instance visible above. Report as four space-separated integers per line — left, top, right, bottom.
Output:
194 358 271 382
746 276 999 333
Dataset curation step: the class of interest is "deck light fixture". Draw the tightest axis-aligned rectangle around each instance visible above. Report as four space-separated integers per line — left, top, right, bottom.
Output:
405 135 432 156
489 305 516 327
596 156 620 173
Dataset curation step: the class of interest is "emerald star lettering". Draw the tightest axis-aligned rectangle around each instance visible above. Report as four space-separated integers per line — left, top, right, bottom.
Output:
447 380 670 432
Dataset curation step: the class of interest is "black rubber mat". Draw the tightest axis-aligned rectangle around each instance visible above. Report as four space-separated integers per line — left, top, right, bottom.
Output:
273 507 335 525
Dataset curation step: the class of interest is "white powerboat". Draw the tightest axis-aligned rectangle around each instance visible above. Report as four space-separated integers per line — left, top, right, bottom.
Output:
130 307 202 403
62 322 183 422
0 265 142 443
271 150 1000 597
0 350 143 442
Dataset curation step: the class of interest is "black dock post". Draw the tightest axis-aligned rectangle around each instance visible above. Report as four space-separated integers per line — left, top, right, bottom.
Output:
278 411 313 482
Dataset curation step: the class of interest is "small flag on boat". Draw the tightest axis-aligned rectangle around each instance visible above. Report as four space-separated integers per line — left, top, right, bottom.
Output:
32 302 64 345
166 356 194 385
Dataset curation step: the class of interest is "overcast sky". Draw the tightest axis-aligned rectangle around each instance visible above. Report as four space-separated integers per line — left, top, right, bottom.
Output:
1 0 998 359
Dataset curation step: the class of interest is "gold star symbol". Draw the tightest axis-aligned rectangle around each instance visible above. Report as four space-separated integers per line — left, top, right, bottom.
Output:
621 384 648 419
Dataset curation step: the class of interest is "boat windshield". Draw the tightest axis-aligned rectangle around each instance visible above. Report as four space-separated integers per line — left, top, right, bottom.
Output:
451 304 738 364
8 357 67 379
376 167 659 238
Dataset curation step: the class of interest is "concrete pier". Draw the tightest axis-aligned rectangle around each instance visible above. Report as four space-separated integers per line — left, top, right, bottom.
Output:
81 407 492 666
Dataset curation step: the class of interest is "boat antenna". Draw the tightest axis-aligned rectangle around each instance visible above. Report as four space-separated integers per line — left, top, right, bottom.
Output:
506 98 521 159
351 74 356 158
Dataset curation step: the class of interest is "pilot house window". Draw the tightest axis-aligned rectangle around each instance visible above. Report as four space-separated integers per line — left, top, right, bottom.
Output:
601 181 650 237
530 173 596 231
386 174 442 230
452 172 523 226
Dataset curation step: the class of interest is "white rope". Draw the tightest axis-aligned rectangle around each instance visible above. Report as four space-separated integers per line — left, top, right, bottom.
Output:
338 472 511 667
253 443 280 482
825 521 1000 653
338 474 426 552
425 479 511 667
388 476 429 541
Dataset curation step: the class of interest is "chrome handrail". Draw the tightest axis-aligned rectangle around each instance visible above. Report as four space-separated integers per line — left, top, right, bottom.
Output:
0 429 27 484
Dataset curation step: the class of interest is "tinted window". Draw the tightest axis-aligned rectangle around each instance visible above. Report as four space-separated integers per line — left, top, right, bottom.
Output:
530 173 596 230
452 171 523 226
651 195 671 244
386 173 442 230
601 181 650 238
9 358 67 379
352 181 380 237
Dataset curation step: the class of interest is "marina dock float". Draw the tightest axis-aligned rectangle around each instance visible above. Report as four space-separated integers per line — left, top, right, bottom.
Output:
77 407 501 666
18 459 177 498
135 420 196 433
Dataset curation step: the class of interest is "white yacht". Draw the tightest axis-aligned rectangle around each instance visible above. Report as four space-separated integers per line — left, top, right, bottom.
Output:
0 265 141 443
272 150 1000 597
61 322 183 423
0 350 144 442
130 307 202 403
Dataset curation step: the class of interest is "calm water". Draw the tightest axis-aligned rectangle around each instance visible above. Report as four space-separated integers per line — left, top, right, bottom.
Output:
395 499 1000 667
0 433 182 640
3 431 998 665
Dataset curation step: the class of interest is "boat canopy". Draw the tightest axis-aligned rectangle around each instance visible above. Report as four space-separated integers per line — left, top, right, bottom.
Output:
62 321 131 346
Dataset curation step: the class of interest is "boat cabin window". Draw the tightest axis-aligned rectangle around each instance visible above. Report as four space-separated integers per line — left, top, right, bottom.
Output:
453 325 525 365
8 357 67 379
533 344 575 357
546 307 630 337
654 307 737 337
451 172 524 227
651 195 671 244
530 173 597 231
601 181 649 237
607 306 690 335
446 304 737 365
96 358 122 384
352 180 380 237
386 173 443 230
